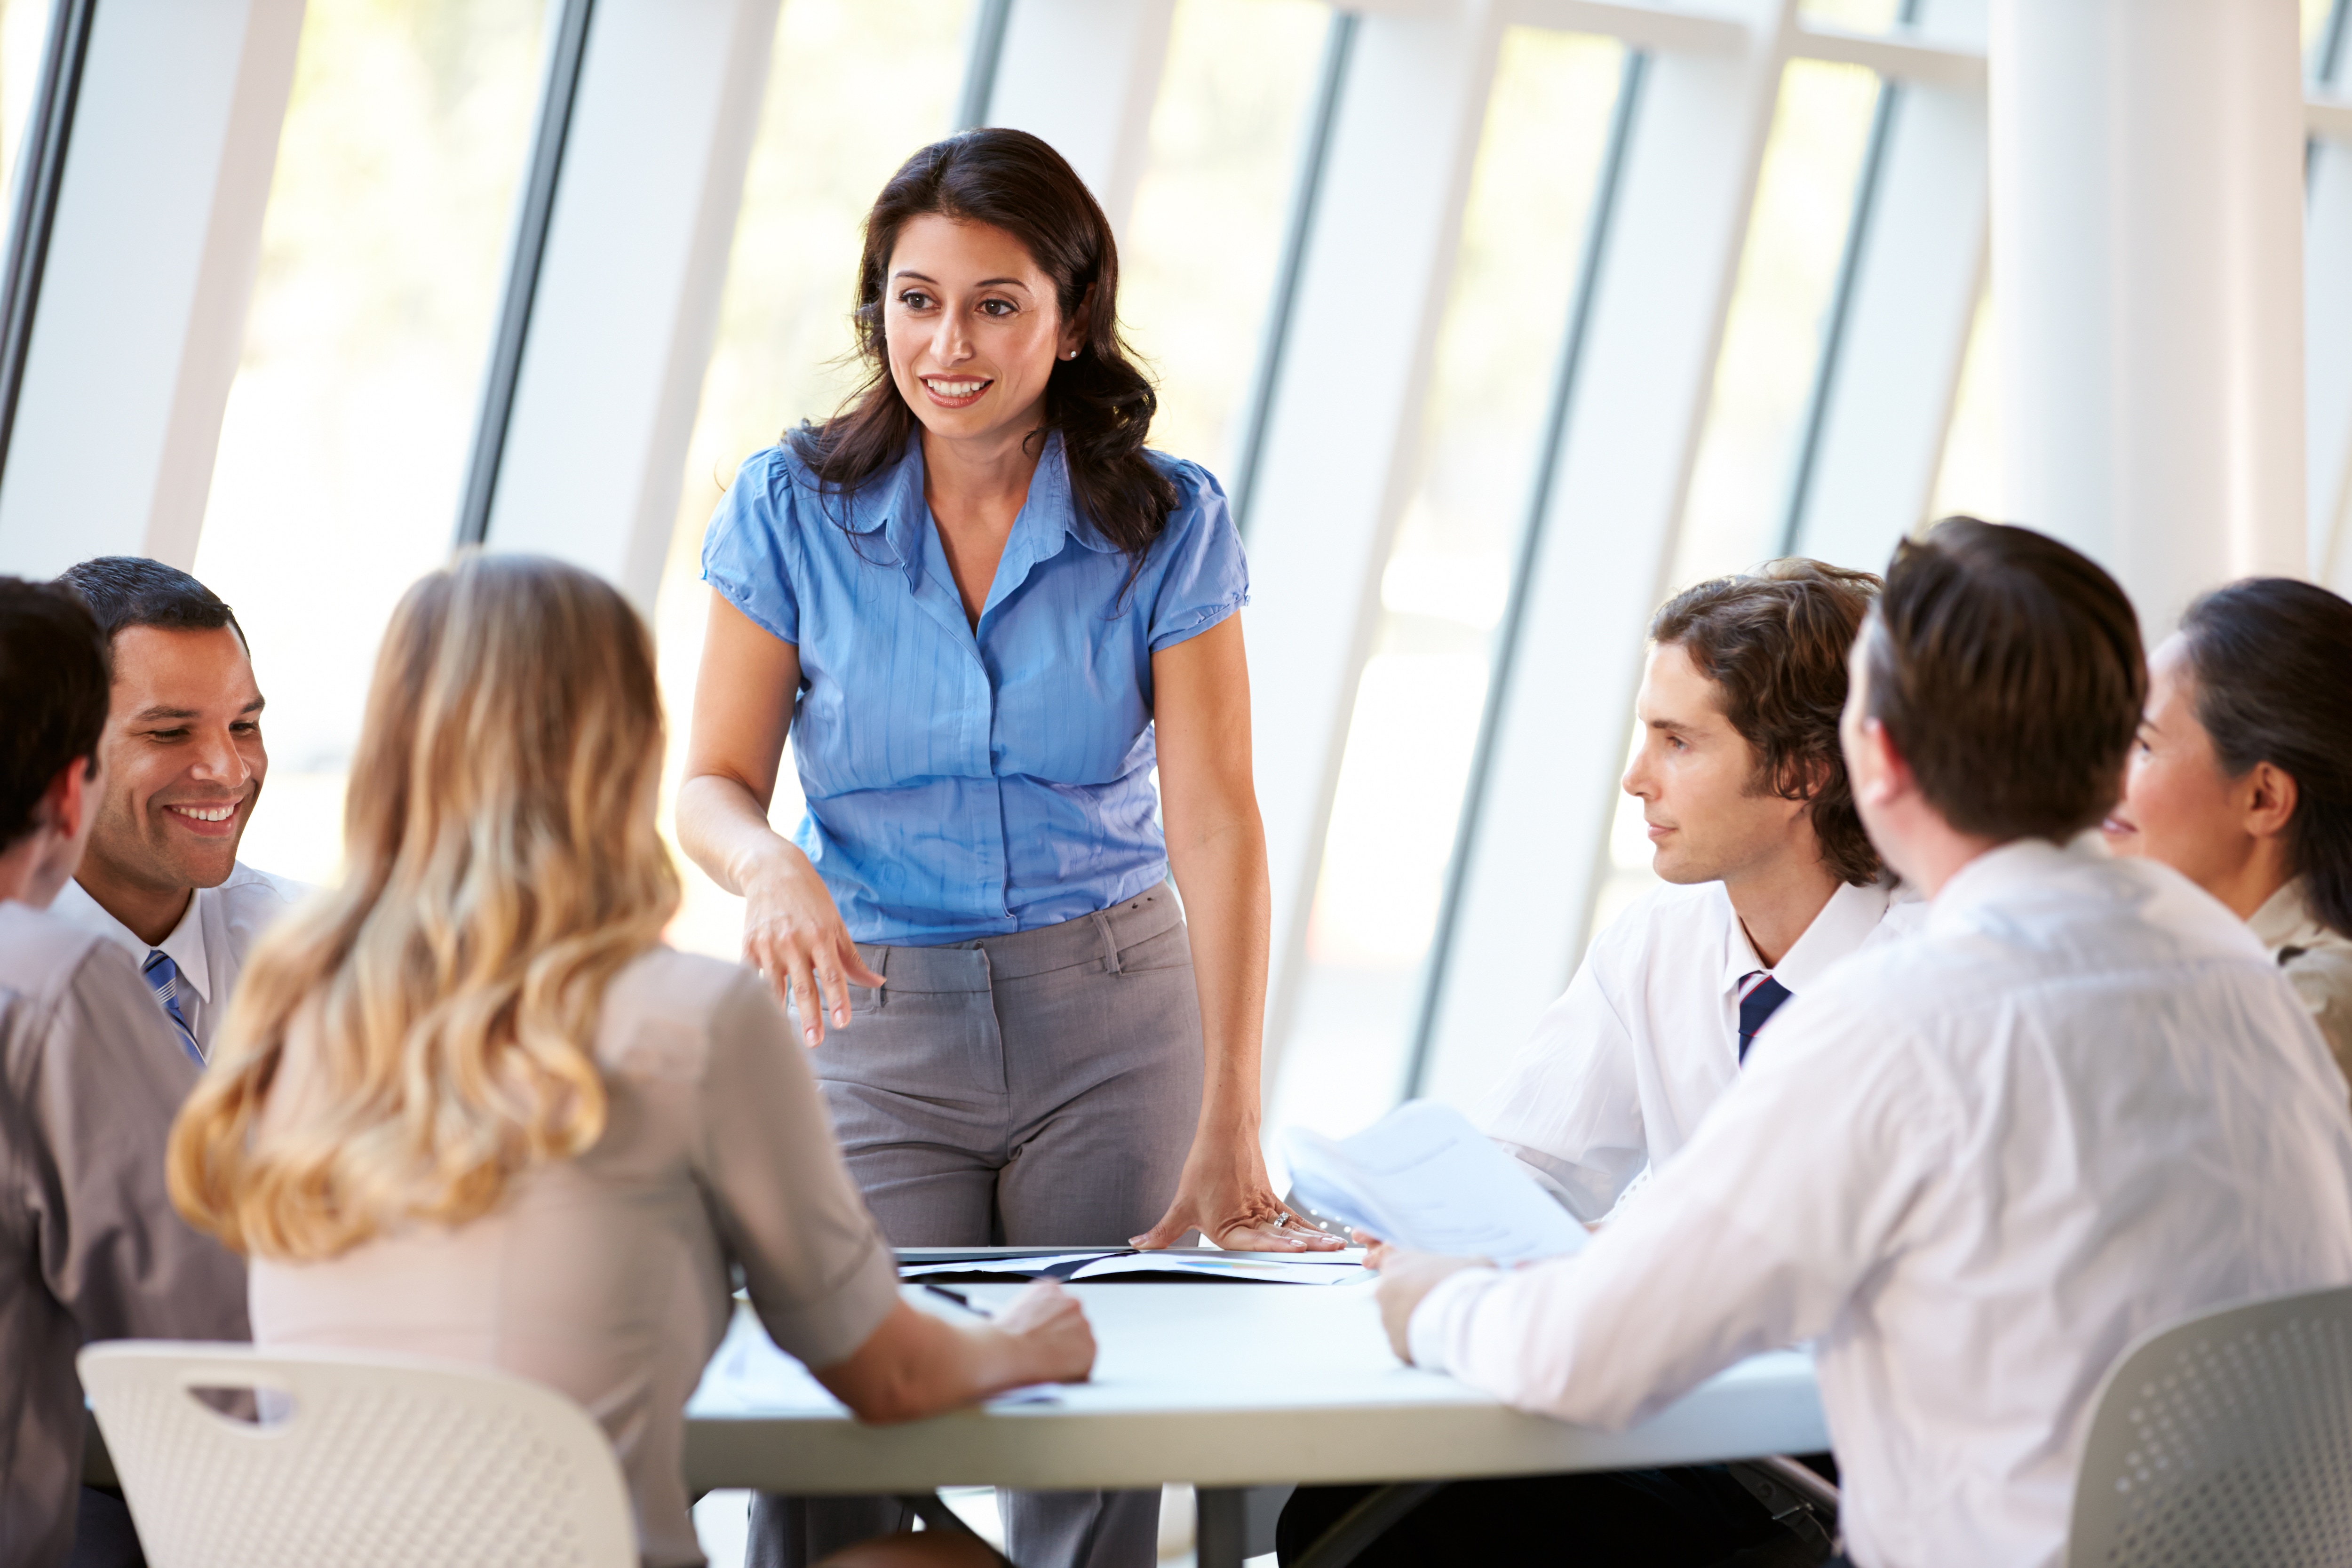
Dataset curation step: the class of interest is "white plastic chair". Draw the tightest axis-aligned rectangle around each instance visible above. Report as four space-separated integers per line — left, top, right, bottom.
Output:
78 1341 636 1568
2068 1284 2352 1567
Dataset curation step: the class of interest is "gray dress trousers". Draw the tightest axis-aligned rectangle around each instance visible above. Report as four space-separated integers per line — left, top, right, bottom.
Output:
748 884 1204 1568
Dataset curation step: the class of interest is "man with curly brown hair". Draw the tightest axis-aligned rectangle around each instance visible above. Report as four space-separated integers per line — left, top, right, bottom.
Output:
1475 557 1919 1223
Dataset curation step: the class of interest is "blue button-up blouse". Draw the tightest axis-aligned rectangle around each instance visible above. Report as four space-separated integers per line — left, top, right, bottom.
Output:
701 430 1248 945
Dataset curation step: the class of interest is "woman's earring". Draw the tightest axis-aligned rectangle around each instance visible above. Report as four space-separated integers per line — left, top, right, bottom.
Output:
1065 349 1078 359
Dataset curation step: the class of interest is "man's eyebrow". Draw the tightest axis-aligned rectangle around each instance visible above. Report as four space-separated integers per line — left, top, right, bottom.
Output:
133 706 199 722
241 696 265 715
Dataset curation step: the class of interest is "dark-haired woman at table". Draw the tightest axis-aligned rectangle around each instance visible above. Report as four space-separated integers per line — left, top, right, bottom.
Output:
2105 575 2352 1083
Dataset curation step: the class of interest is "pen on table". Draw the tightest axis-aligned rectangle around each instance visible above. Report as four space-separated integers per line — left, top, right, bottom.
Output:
923 1282 994 1319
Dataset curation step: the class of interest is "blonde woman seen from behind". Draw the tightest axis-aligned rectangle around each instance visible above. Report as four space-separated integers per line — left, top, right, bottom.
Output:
169 554 1092 1568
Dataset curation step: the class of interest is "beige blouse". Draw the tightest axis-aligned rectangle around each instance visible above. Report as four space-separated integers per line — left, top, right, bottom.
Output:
250 947 900 1568
2250 879 2352 1100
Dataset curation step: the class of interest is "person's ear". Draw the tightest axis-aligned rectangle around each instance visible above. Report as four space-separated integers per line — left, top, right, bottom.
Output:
45 756 95 843
1057 286 1094 361
1853 717 1910 808
2243 760 2298 843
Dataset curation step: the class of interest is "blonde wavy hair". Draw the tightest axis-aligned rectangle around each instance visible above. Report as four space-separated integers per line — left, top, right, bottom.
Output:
170 553 680 1260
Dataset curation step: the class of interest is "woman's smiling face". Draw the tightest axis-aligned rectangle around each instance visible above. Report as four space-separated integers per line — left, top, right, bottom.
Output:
882 213 1081 447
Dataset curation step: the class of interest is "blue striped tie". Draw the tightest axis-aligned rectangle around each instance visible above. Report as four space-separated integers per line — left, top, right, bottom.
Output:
142 950 204 1066
1737 971 1792 1064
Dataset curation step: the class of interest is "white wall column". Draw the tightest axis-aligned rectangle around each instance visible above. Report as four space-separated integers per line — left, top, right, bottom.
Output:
0 0 302 577
1990 0 2307 632
481 0 779 609
1417 0 1790 1106
984 0 1176 239
1245 1 1505 1104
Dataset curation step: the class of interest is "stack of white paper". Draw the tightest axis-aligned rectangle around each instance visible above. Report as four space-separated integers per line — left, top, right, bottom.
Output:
1282 1099 1589 1266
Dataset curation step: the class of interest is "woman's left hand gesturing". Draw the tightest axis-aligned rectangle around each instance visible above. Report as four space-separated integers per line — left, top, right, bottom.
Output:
1129 1129 1346 1252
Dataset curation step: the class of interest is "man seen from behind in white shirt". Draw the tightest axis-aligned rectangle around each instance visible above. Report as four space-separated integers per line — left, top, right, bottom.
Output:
1283 562 1923 1564
1368 518 2352 1568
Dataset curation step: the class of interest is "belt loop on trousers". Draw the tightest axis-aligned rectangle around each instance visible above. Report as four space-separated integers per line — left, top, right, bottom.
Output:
870 943 887 1012
1092 909 1123 976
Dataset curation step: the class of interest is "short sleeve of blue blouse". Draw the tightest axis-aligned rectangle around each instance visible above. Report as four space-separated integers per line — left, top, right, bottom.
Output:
1144 458 1248 652
696 437 1249 944
701 448 805 646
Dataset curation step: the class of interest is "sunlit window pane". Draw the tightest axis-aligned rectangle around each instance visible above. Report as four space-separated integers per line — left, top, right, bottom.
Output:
1930 285 2000 522
1797 0 1905 32
1120 0 1328 478
193 0 546 885
1272 29 1628 1139
1674 58 1882 589
0 0 51 220
2305 0 2340 65
651 0 972 959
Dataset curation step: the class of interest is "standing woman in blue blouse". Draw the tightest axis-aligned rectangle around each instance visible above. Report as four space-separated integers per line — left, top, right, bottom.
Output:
679 131 1335 1566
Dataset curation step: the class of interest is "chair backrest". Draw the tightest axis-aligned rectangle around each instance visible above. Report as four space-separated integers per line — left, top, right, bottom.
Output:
2068 1284 2352 1568
78 1341 637 1568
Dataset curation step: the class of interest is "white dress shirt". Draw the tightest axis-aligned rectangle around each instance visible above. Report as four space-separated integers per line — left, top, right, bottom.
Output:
1475 876 1919 1219
48 861 306 1059
2249 877 2352 1095
1411 840 2352 1568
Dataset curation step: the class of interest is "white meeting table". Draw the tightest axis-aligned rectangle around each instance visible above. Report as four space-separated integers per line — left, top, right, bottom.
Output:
683 1277 1827 1566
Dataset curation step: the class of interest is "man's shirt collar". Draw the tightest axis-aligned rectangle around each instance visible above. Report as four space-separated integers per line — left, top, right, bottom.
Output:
48 877 213 1005
1718 876 1899 996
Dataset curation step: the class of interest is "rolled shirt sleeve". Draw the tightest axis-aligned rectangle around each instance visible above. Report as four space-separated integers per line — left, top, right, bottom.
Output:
702 447 804 647
1144 460 1249 653
694 969 899 1371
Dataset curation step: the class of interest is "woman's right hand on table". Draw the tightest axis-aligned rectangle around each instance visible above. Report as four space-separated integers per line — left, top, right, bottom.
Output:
741 844 884 1046
992 1279 1097 1385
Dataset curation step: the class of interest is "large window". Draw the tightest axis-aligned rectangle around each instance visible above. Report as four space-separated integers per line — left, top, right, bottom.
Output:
1119 0 1330 478
650 0 975 959
0 0 49 220
1271 27 1631 1138
193 0 547 885
1673 58 1885 588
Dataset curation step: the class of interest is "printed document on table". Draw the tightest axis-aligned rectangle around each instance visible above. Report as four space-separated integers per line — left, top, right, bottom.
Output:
1282 1099 1589 1266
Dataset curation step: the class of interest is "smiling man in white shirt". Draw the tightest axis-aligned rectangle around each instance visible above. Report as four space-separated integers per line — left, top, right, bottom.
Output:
1370 519 2352 1568
1479 559 1919 1221
46 559 302 1064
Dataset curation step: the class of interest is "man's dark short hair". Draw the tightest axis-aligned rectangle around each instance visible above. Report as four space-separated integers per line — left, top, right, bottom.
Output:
56 556 242 647
1652 559 1885 886
0 577 111 850
1862 517 2144 842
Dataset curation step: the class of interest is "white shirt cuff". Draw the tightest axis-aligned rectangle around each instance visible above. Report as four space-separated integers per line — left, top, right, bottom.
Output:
1406 1266 1503 1374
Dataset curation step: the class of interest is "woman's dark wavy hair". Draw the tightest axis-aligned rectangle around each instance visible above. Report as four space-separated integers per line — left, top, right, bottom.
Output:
788 128 1175 559
2178 577 2352 939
